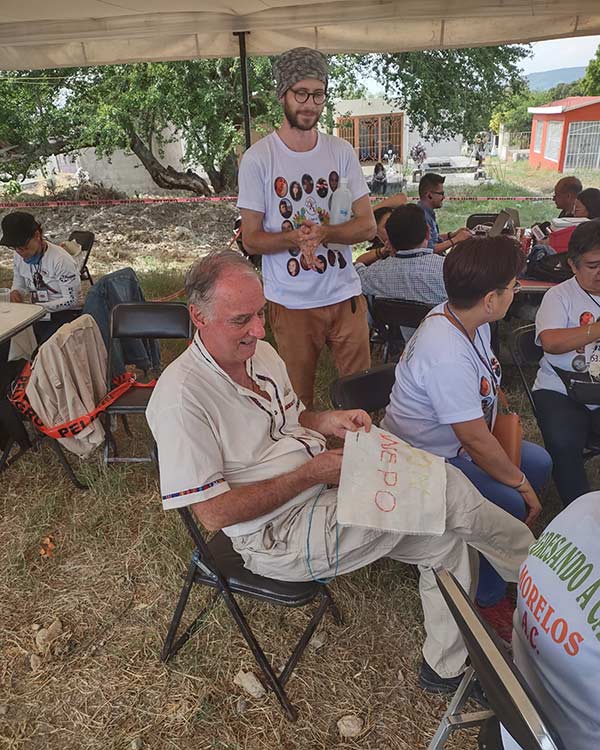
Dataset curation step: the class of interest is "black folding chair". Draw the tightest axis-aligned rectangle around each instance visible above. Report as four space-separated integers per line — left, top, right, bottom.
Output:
162 506 342 721
428 568 565 750
370 298 432 362
508 323 600 460
69 230 95 285
330 363 396 413
466 213 499 231
104 302 191 464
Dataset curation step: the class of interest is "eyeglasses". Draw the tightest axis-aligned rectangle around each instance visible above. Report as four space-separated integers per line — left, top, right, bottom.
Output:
498 281 521 294
290 88 327 105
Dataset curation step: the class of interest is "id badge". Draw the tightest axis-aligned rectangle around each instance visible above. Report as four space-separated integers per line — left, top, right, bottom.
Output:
32 290 49 303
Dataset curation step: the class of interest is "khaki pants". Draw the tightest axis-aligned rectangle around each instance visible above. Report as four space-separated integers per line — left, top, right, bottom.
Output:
232 464 534 679
269 296 371 410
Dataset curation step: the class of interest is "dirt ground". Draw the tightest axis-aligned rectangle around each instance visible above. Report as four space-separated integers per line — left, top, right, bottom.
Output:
0 194 239 285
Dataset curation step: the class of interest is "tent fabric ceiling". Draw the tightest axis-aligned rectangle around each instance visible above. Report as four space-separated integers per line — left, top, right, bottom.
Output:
0 1 599 70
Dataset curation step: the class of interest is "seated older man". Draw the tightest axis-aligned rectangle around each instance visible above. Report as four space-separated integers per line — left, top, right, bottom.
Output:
552 176 583 218
1 211 82 344
147 250 534 697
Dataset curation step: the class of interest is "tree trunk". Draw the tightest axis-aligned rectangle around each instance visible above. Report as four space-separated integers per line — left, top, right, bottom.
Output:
205 151 238 194
129 132 212 195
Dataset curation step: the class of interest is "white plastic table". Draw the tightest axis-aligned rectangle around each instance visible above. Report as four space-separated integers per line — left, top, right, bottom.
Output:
0 302 46 344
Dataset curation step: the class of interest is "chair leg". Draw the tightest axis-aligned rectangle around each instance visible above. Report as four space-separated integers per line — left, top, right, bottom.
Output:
49 440 89 490
219 585 299 721
120 415 133 438
162 558 222 661
427 666 493 750
383 341 390 364
325 588 344 626
279 589 332 688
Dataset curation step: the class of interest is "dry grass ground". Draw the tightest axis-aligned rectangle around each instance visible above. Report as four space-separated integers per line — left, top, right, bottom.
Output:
0 188 593 750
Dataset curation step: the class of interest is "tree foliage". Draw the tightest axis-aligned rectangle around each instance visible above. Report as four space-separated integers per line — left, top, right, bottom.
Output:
0 43 530 192
489 87 548 134
361 45 530 142
581 44 600 95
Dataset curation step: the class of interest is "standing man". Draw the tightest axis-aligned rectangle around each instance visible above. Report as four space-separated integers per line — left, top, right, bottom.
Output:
417 173 472 255
552 176 583 218
237 47 376 409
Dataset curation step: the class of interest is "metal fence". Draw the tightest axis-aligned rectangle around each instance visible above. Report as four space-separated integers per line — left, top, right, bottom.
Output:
564 120 600 170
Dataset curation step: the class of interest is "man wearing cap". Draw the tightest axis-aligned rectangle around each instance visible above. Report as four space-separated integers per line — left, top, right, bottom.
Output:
237 47 376 409
1 211 82 344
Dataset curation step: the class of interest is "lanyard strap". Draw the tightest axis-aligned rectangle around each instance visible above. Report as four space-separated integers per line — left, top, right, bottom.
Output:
583 288 600 314
428 306 499 395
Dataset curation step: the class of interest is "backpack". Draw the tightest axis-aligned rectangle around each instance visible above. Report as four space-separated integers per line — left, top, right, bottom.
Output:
526 250 573 283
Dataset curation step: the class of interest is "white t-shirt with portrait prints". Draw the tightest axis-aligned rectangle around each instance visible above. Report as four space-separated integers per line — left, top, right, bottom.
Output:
237 131 369 309
534 276 600 409
382 303 500 459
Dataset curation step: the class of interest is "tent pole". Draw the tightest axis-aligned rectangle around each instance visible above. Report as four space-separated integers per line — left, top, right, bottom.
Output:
234 31 252 150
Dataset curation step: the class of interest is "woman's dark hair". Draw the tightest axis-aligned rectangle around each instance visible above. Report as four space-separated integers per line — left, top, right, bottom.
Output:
568 218 600 265
443 235 525 309
374 162 385 174
385 203 428 251
577 188 600 219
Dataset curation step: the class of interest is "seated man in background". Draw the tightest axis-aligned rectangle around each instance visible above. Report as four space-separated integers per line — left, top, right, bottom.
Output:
501 490 600 750
355 203 446 341
552 175 582 218
1 211 82 344
147 249 535 697
417 173 472 254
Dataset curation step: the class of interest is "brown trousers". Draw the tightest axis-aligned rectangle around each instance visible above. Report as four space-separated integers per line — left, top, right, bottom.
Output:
269 295 371 409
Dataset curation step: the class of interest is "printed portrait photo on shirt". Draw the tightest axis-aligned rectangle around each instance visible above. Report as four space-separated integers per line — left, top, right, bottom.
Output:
287 258 300 277
274 176 288 198
302 173 314 194
279 199 293 219
490 356 501 380
480 376 491 397
316 178 329 198
327 249 337 267
289 181 302 202
281 220 293 233
329 170 339 191
300 254 310 272
316 254 327 273
337 252 347 269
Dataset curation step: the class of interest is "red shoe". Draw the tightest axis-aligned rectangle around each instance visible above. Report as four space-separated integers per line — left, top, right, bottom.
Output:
477 596 514 643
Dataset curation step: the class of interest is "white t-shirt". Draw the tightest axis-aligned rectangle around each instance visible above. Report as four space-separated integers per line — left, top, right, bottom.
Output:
237 131 368 309
534 276 600 409
146 334 326 538
11 241 82 312
382 303 500 459
501 491 600 750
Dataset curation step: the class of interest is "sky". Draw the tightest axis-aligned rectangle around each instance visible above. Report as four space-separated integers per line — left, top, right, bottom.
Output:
520 35 600 74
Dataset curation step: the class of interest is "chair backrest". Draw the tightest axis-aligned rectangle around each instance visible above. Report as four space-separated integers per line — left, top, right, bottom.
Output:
508 324 542 416
466 212 499 230
371 298 432 331
110 302 192 339
69 230 95 254
435 568 565 750
330 363 396 412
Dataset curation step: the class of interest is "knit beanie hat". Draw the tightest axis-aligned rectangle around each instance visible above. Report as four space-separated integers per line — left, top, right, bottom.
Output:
273 47 328 99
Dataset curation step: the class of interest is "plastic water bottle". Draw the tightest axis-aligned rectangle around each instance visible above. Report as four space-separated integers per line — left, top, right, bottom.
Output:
328 177 352 251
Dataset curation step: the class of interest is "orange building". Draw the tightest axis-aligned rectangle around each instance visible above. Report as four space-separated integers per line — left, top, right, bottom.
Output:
528 96 600 172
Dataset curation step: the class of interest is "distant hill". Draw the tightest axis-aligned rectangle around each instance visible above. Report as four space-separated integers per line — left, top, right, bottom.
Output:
526 67 586 91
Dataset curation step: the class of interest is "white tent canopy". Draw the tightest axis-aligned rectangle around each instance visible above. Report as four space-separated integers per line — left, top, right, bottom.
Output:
0 0 600 70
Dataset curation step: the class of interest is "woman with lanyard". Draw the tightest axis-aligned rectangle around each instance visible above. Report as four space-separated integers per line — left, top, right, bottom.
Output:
533 219 600 507
1 211 82 345
382 235 552 645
